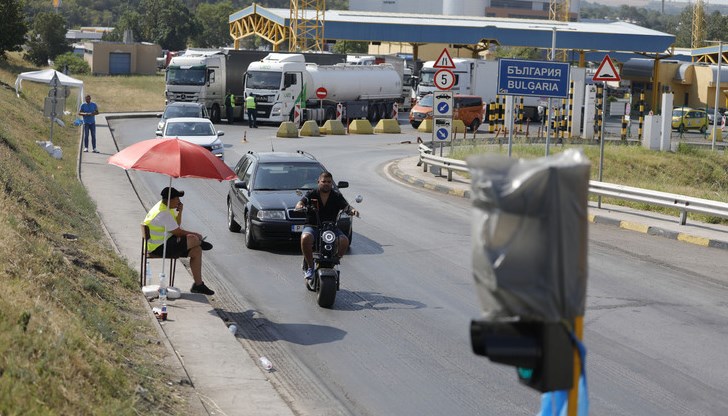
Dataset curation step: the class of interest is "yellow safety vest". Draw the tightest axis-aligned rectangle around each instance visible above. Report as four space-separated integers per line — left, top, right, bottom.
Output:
228 93 235 107
143 200 178 251
246 95 256 109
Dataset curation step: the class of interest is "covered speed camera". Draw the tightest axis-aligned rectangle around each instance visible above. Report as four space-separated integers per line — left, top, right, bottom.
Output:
467 149 590 392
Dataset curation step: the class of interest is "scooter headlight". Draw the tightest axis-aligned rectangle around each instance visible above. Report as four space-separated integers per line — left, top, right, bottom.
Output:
322 230 337 244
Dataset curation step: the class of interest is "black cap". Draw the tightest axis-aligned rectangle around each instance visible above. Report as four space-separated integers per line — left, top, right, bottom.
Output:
161 187 184 199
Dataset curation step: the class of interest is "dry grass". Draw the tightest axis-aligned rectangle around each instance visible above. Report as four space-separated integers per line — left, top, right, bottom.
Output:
0 52 190 414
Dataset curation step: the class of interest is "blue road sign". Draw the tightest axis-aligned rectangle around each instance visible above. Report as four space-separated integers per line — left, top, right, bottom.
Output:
437 102 450 114
497 59 570 99
436 128 449 140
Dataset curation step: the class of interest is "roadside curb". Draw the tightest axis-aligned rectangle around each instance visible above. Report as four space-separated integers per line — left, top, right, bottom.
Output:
388 157 728 252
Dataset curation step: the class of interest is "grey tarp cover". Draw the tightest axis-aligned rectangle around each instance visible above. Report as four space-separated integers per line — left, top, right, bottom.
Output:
468 149 590 322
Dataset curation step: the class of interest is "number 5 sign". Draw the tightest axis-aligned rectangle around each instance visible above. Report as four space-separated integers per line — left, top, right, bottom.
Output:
435 69 455 90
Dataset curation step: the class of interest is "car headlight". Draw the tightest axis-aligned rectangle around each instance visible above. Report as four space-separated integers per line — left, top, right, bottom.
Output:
210 139 223 150
321 230 337 244
256 210 285 220
427 111 433 117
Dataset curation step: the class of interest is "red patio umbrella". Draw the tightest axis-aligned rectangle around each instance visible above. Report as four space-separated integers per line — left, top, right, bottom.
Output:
108 137 236 282
107 137 235 181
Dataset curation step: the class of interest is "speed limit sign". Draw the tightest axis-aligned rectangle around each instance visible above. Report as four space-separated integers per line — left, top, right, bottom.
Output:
435 69 455 90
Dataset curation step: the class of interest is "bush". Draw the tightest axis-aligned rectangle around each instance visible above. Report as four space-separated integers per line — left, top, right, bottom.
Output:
53 52 90 75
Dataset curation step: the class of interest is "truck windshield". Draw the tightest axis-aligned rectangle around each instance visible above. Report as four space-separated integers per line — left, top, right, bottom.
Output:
419 70 435 86
166 67 206 86
246 71 282 90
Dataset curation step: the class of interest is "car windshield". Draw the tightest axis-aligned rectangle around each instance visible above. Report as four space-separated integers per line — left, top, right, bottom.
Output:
418 94 433 107
166 122 214 136
165 106 202 119
672 109 688 117
253 163 324 191
246 71 282 90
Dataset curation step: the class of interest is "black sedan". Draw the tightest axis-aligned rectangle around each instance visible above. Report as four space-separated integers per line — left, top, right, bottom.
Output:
226 151 353 249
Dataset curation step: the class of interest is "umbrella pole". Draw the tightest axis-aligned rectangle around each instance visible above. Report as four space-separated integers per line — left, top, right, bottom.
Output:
160 178 173 287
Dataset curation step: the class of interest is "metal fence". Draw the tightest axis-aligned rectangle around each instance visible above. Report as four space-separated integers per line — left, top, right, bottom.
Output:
417 144 728 226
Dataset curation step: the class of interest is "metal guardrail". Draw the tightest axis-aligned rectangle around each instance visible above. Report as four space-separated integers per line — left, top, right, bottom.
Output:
416 144 728 225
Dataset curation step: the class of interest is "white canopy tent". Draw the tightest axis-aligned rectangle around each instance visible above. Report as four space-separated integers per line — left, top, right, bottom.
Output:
14 69 85 111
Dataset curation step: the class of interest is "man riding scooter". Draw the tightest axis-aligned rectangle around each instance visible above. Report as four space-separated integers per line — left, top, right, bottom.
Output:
295 171 359 280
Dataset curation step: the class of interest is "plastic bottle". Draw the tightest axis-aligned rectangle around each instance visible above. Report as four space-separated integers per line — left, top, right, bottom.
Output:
145 260 152 285
160 303 168 321
158 272 167 303
259 356 273 371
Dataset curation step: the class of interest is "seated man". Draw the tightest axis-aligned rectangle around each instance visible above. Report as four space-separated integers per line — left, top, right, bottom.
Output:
143 187 215 295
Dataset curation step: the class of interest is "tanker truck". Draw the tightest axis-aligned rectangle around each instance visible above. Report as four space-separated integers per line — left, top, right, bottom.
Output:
243 53 403 124
165 49 345 123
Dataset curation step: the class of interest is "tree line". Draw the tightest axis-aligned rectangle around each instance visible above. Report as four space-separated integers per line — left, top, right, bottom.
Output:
2 0 726 73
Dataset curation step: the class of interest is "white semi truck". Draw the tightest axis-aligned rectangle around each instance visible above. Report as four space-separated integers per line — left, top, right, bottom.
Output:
244 53 403 124
165 49 345 123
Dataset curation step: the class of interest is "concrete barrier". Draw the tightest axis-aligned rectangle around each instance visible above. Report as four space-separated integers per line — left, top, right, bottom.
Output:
417 119 433 133
321 120 347 135
374 119 401 134
276 122 299 138
299 120 321 137
452 119 466 134
348 119 374 134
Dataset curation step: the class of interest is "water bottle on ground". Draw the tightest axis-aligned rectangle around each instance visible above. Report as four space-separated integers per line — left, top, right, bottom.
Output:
145 260 152 285
158 272 167 302
259 356 273 371
160 302 168 321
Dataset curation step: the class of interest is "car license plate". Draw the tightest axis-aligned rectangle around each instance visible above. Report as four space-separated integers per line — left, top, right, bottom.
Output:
291 224 304 232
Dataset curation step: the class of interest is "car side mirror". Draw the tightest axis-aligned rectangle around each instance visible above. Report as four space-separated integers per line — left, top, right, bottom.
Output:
337 181 349 189
155 131 162 136
156 113 162 118
234 180 247 190
217 131 225 137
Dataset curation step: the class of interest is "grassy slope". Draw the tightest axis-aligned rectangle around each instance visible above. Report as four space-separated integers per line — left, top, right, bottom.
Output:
0 54 186 414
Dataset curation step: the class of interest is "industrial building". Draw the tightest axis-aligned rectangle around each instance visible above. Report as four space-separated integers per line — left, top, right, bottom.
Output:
349 0 580 20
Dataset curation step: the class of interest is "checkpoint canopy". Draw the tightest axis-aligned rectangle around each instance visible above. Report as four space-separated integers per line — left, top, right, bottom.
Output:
468 149 590 322
14 69 85 111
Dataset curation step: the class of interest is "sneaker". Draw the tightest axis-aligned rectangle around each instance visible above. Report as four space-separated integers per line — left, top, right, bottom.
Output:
83 147 88 152
92 148 99 153
190 282 215 295
200 240 213 251
303 268 314 280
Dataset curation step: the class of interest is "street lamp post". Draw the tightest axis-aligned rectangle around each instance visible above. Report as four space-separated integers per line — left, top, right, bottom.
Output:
712 41 723 151
546 27 556 156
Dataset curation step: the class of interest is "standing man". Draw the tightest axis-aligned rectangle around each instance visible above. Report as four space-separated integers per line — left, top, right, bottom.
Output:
225 90 235 125
78 94 99 153
246 93 258 128
143 187 216 295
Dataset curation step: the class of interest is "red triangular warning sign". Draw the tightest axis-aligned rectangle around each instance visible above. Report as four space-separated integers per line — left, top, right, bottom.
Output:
593 55 620 82
433 48 456 69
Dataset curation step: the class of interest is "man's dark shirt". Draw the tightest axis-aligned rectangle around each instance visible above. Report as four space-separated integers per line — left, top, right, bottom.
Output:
301 189 349 226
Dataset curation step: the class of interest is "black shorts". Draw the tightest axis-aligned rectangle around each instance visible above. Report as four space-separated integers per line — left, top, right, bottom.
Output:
150 236 188 257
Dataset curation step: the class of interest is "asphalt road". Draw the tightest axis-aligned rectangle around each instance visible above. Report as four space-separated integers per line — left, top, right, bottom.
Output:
112 118 728 416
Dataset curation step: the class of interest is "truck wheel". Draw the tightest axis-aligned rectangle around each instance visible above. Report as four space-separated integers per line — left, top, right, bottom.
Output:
211 105 221 123
379 103 388 119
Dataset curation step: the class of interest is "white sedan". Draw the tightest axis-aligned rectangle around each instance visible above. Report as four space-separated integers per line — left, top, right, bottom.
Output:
157 117 225 160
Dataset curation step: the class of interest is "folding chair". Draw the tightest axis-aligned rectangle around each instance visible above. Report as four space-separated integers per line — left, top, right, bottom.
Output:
140 224 178 287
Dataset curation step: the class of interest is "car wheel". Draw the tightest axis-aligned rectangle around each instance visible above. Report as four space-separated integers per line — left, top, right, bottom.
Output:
700 125 707 134
411 121 421 129
244 212 258 249
227 200 241 232
678 124 685 134
469 118 481 132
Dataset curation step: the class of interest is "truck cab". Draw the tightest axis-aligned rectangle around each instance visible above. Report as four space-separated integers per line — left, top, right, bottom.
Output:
417 58 476 98
244 54 306 123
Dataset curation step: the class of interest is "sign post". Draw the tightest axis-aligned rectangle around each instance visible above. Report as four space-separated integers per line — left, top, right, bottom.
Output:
592 54 621 191
498 59 570 156
431 49 455 150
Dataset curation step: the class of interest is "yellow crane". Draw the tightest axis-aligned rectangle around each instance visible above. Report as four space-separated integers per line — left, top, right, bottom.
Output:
289 0 325 52
692 0 706 49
